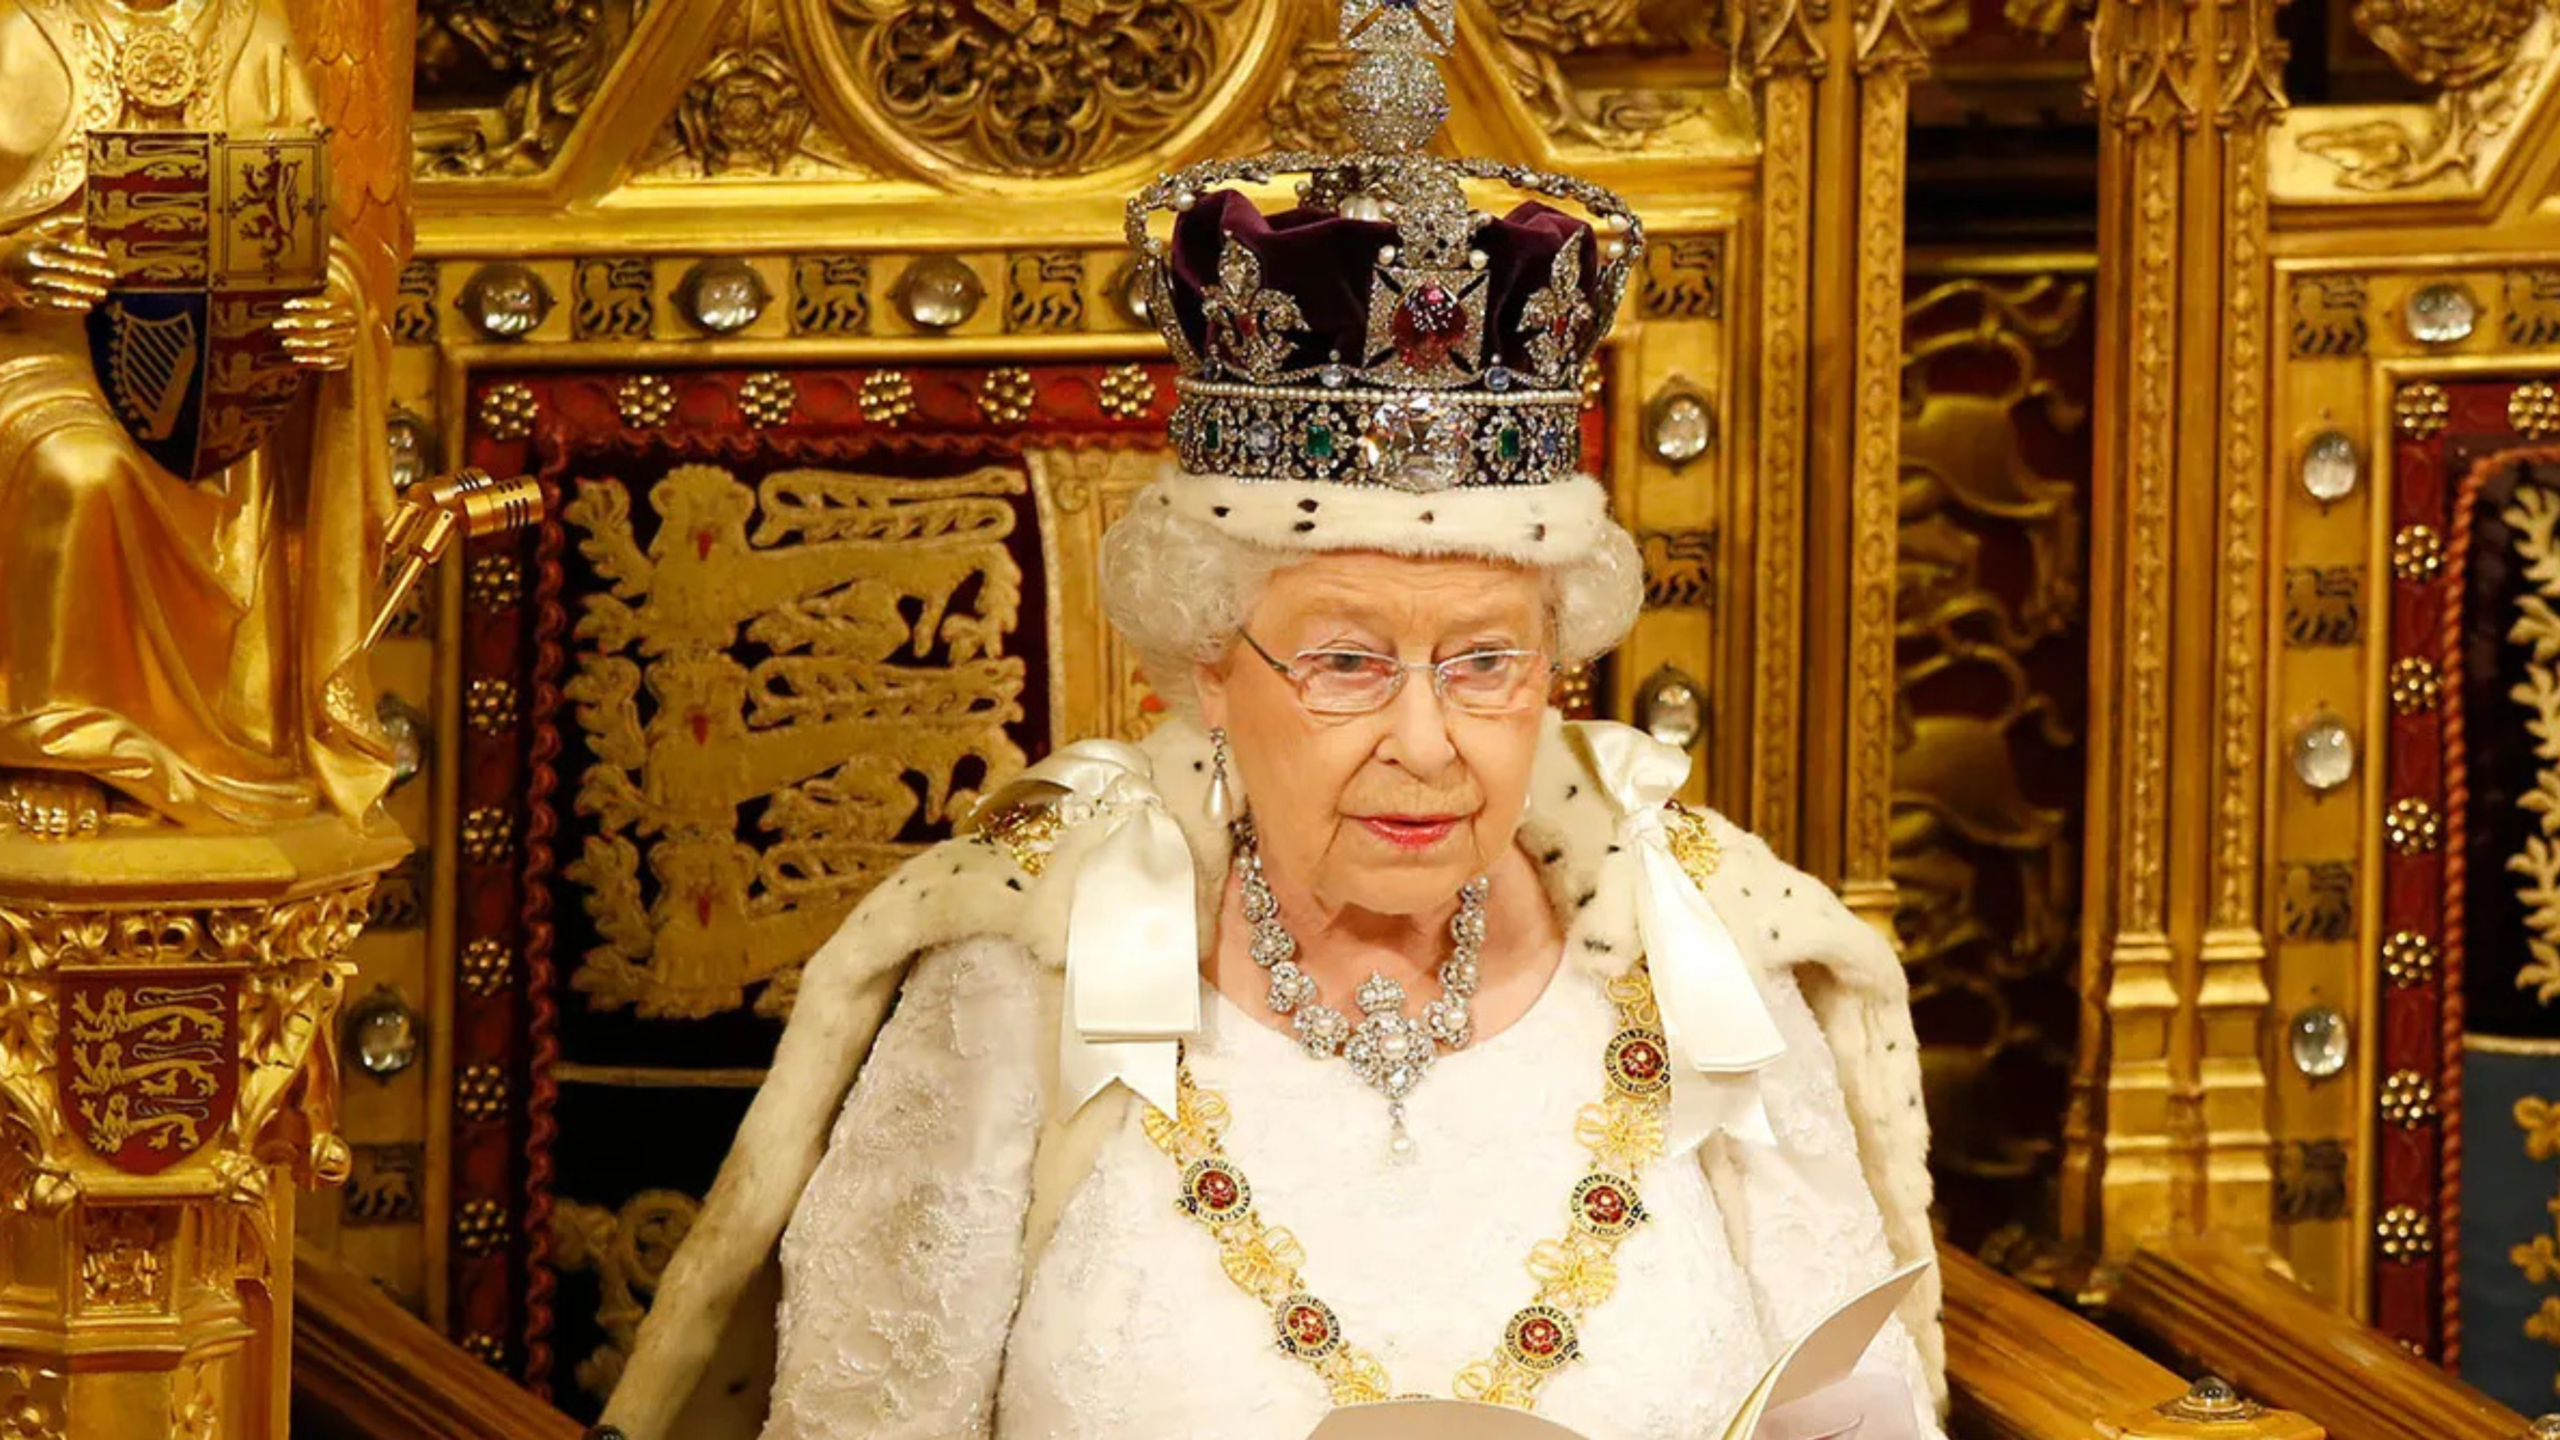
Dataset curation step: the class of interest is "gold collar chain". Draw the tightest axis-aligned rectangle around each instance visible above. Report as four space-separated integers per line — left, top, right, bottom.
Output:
1140 963 1675 1410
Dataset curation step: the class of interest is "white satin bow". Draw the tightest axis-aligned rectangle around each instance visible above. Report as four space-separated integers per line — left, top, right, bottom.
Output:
974 740 1197 1117
1577 723 1785 1157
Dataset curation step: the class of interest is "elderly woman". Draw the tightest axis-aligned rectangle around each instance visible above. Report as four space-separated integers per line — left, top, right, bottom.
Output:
598 12 1939 1440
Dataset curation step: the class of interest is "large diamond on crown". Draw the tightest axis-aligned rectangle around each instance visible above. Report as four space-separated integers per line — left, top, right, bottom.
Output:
1358 395 1467 492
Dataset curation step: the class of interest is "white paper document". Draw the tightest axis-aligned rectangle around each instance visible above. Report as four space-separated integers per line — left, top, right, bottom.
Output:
1304 1257 1933 1440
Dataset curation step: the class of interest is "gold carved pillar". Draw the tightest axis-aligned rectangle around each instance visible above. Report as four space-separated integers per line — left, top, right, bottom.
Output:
0 840 401 1440
1755 0 1927 925
1745 0 1823 862
2071 0 2287 1257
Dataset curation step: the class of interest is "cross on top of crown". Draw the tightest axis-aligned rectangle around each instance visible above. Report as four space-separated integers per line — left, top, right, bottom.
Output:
1342 0 1458 55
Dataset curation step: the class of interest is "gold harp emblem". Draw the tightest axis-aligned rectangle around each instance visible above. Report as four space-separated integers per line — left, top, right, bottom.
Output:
104 305 201 441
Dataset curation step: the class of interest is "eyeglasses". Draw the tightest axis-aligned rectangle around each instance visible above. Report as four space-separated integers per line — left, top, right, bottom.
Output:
1239 631 1556 716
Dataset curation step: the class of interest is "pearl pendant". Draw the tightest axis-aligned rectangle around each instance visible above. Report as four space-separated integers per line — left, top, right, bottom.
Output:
1388 1102 1414 1159
1206 761 1239 826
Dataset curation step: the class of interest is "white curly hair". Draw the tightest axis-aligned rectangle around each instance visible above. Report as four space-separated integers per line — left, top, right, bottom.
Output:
1100 480 1646 717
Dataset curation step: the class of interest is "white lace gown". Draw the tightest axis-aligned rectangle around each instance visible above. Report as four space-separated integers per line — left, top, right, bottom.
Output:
766 936 1941 1440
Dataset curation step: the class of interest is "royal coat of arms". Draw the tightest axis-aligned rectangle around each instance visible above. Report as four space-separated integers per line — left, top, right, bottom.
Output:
57 972 240 1175
82 129 329 481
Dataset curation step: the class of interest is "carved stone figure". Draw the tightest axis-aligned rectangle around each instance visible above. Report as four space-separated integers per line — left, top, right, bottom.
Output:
0 0 396 839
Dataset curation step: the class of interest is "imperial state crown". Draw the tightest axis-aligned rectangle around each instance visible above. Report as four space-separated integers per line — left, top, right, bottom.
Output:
1125 0 1644 497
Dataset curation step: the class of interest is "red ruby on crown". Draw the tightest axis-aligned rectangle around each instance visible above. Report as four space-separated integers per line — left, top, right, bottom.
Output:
1390 283 1468 369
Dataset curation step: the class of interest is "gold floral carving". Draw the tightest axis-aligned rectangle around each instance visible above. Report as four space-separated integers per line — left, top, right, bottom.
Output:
1854 0 1931 73
2213 39 2283 937
2215 0 2289 126
1480 0 1714 147
0 1364 66 1440
560 463 1029 1018
805 0 1257 178
1895 272 2088 1240
678 51 813 176
169 1359 216 1440
2095 0 2202 134
1751 78 1813 853
553 1190 701 1402
412 0 639 177
78 1208 166 1308
2119 143 2177 929
2298 0 2553 191
641 0 875 183
2502 483 2560 1006
1748 0 1830 78
1847 40 1924 917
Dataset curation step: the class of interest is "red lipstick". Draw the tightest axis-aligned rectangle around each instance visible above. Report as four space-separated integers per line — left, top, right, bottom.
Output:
1358 815 1461 851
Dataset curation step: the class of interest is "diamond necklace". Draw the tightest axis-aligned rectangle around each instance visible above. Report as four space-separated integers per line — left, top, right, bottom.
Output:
1236 821 1489 1152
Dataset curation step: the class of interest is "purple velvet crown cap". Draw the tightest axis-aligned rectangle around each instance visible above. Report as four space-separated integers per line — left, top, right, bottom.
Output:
1167 191 1598 383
